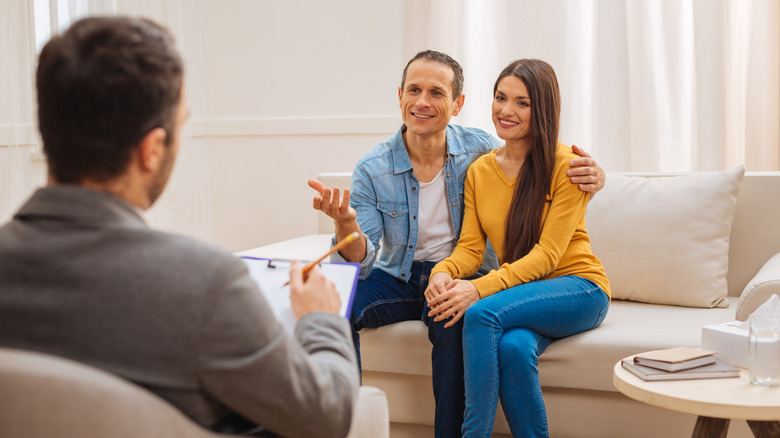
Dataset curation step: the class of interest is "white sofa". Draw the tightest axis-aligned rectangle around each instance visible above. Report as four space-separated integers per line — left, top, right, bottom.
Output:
242 169 780 438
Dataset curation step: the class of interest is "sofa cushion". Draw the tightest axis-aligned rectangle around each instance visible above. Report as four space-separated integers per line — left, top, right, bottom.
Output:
537 298 738 392
360 298 739 393
585 166 744 308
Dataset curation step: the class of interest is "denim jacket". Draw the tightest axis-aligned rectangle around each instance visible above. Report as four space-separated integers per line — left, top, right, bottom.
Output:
331 124 502 281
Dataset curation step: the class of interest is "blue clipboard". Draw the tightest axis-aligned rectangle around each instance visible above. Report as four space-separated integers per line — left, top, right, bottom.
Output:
241 256 360 334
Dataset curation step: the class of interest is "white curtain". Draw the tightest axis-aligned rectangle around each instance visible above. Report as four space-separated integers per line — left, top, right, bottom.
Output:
403 0 780 172
0 0 213 241
1 1 38 223
3 0 777 242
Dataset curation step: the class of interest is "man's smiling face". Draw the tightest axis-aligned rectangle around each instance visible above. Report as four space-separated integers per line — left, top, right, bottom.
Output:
398 59 463 139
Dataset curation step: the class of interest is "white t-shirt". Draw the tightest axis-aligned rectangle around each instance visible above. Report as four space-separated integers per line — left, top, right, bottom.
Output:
413 167 457 262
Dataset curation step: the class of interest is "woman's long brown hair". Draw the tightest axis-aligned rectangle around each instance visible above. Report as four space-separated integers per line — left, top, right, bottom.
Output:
497 59 561 264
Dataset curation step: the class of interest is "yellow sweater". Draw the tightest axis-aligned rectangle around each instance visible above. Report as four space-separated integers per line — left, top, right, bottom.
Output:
431 144 610 299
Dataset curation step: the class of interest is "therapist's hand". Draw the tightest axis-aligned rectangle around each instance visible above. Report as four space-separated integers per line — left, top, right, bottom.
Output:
289 260 341 319
427 280 480 328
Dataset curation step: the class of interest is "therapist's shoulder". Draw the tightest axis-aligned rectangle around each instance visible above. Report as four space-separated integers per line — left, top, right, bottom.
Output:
108 228 264 330
135 228 250 282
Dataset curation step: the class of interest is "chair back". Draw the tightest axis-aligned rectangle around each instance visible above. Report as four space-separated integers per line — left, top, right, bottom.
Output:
0 347 225 438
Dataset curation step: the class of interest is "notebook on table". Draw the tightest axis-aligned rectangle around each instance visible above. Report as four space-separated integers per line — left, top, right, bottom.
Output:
621 357 740 381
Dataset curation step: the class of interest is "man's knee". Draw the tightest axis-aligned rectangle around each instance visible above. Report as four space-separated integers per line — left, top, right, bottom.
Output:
427 317 463 345
350 277 385 327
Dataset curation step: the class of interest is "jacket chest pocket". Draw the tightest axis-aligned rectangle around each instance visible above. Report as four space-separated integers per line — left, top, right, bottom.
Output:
377 202 409 245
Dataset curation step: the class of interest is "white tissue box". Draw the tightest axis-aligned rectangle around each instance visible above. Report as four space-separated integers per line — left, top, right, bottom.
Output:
701 321 749 368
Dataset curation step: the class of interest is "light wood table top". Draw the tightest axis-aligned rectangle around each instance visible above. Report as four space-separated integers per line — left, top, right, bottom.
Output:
615 356 780 437
613 357 780 421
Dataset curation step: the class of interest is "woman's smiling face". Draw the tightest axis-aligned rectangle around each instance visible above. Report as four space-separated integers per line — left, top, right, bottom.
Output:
492 75 532 145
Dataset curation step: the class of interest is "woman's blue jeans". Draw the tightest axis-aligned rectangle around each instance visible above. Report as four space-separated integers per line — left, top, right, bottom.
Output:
461 275 609 438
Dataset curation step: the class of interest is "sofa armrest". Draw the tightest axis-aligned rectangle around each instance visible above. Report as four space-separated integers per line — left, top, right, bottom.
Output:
736 252 780 321
237 234 333 261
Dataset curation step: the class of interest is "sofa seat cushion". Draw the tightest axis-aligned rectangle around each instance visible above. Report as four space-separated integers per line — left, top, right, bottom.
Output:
360 297 738 393
538 297 738 392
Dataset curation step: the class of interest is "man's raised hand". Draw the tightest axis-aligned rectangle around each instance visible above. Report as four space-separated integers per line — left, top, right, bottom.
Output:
308 179 356 223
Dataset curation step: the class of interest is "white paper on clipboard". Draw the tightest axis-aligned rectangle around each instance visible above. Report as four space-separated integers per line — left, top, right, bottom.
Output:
241 256 360 334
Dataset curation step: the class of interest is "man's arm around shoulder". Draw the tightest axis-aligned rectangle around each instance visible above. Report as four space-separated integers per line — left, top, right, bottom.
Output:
568 145 606 195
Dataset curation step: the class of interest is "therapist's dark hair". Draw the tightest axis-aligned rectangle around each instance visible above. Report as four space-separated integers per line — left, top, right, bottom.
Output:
497 59 560 264
400 50 464 99
37 16 184 184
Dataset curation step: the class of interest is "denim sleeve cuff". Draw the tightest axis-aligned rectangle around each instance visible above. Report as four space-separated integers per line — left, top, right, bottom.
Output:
329 234 376 280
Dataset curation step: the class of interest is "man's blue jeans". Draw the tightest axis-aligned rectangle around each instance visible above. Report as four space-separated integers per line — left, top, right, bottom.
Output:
350 262 465 438
461 275 609 438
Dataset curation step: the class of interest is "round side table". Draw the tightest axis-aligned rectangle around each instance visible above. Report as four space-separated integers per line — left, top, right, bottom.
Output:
613 357 780 438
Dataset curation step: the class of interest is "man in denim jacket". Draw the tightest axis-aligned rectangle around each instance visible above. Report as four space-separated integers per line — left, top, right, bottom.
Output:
309 50 604 438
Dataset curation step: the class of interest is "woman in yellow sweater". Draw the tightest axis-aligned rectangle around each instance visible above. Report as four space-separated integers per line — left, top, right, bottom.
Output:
424 59 610 438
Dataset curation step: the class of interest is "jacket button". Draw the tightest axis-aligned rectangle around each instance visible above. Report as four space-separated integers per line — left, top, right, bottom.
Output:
452 203 456 206
401 273 406 277
413 216 416 220
409 245 413 249
412 187 416 191
392 211 396 215
447 174 451 178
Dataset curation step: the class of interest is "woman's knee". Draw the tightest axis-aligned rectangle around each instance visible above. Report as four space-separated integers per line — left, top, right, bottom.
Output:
463 298 492 329
498 328 542 365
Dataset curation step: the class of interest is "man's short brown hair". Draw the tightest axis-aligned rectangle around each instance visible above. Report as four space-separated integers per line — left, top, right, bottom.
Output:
400 50 464 99
37 16 184 184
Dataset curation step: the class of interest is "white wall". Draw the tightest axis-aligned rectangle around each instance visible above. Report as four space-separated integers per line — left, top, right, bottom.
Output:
173 0 405 251
1 0 408 252
0 0 44 223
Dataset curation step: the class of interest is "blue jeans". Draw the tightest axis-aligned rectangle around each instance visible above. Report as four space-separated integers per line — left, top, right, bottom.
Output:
350 262 465 438
461 275 609 438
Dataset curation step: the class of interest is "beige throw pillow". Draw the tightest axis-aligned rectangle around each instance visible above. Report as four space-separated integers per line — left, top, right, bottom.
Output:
586 166 744 308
